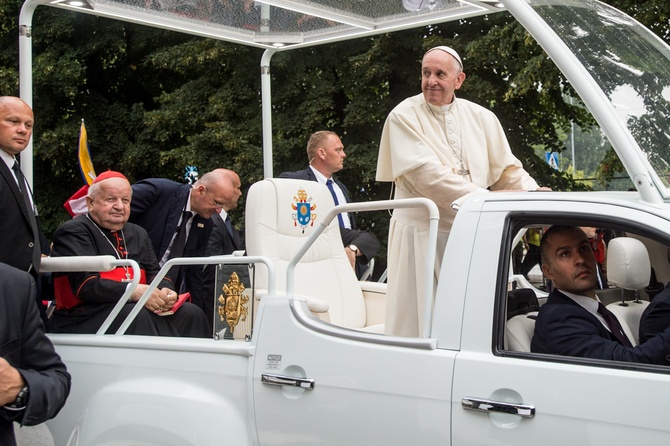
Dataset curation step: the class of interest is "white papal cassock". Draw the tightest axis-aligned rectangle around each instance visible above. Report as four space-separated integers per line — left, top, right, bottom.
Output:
377 93 540 337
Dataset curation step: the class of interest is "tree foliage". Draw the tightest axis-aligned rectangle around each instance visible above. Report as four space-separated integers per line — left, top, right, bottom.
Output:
1 0 668 270
590 0 670 184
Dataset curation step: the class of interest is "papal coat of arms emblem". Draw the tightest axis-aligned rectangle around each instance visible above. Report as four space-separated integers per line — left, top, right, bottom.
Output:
218 272 248 334
291 188 317 233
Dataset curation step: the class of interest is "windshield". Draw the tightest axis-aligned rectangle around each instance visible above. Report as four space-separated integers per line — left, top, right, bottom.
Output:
530 0 670 191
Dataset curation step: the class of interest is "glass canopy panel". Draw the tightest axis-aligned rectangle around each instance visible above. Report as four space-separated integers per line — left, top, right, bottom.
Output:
76 0 495 48
530 0 670 190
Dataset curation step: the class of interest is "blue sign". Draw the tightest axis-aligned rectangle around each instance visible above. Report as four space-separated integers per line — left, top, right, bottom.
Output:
546 152 559 170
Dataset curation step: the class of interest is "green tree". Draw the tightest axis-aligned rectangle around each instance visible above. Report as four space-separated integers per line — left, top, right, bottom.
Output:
2 0 669 262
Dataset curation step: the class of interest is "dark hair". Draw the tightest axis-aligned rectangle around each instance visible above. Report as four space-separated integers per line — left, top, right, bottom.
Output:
539 225 586 266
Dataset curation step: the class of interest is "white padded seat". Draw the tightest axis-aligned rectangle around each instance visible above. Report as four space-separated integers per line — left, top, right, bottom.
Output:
606 300 649 346
605 237 652 346
505 288 540 352
506 312 538 352
245 178 385 332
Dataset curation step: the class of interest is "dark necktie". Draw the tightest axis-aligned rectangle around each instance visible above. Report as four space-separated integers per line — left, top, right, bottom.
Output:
166 211 192 286
12 161 41 273
597 302 633 347
225 215 242 249
169 210 192 260
326 179 345 228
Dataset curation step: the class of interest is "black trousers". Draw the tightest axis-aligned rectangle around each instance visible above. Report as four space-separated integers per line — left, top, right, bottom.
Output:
52 302 209 337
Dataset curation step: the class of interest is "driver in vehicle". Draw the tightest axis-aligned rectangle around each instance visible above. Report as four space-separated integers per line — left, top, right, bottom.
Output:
531 225 670 364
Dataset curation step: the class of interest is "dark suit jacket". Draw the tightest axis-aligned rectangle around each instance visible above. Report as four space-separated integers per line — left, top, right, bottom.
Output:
0 263 70 445
208 212 244 255
129 179 212 294
531 289 670 365
639 283 670 344
278 168 379 276
0 160 39 273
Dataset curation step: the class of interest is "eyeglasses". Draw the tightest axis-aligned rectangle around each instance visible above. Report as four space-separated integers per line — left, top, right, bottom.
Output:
203 186 225 208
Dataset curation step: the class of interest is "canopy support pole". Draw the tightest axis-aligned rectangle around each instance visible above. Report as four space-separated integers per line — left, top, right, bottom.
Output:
261 48 277 179
18 0 39 187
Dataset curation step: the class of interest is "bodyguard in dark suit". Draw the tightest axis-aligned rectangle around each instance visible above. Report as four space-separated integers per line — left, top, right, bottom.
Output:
279 131 379 279
129 169 234 313
639 283 670 344
0 263 70 445
531 225 670 365
0 97 41 275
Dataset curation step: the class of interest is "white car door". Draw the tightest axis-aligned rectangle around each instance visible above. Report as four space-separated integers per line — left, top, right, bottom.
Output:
251 296 456 445
450 201 670 445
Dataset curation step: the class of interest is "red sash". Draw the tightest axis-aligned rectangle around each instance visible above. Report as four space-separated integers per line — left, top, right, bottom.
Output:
54 267 147 310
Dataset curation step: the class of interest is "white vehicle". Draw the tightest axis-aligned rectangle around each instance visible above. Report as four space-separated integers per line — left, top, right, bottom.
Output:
17 0 670 444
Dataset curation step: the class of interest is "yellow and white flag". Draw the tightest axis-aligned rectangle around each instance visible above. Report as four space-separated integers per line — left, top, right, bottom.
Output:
65 120 97 217
78 119 96 185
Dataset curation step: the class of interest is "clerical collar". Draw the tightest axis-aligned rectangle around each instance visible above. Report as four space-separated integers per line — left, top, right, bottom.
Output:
85 213 132 281
425 96 458 114
85 214 128 257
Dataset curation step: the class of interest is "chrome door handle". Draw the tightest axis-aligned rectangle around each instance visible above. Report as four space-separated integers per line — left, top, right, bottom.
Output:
261 373 315 390
462 397 535 418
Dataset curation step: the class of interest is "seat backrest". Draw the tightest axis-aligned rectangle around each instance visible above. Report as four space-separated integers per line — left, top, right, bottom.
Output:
605 237 652 346
506 312 538 352
606 300 649 346
507 288 540 319
245 178 366 328
505 288 539 352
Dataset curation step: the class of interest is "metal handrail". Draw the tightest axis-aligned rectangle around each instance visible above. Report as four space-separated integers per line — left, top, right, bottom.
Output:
286 197 440 338
41 254 276 336
40 256 141 335
117 255 275 335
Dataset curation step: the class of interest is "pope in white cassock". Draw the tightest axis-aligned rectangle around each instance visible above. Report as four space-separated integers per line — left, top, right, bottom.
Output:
377 45 547 337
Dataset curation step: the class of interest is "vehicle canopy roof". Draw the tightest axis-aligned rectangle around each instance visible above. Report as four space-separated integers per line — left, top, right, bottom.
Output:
24 0 504 51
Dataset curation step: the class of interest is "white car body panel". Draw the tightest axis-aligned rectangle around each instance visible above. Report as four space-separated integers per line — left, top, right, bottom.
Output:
47 336 254 445
29 0 670 443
